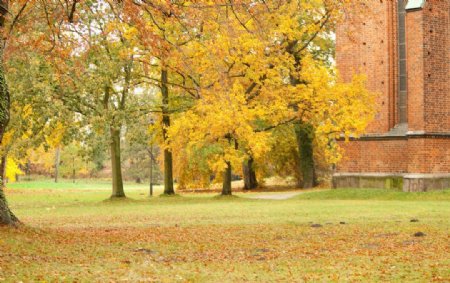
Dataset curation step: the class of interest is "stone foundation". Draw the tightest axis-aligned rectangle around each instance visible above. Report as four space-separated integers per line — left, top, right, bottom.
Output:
403 174 450 192
333 173 450 192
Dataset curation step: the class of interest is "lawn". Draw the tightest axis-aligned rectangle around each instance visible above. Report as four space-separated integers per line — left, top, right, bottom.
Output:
1 180 449 282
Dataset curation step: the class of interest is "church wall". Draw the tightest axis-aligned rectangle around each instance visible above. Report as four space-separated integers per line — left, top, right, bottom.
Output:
406 9 425 131
337 139 408 173
407 138 450 173
335 1 395 133
334 0 450 191
422 0 450 133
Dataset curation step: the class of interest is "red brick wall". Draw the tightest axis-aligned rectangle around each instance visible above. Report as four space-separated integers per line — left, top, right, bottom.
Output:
335 0 450 175
337 138 450 174
336 1 396 133
337 139 408 173
407 138 450 173
422 1 450 133
406 10 425 131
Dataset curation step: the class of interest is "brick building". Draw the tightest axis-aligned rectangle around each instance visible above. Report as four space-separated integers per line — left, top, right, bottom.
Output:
333 0 450 191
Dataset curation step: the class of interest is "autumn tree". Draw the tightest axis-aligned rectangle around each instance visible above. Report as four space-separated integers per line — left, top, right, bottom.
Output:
0 0 31 226
18 0 162 198
0 0 14 225
167 0 375 195
125 1 206 195
0 0 93 225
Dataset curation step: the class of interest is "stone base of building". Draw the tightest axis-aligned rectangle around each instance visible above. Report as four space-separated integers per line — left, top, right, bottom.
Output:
333 173 450 192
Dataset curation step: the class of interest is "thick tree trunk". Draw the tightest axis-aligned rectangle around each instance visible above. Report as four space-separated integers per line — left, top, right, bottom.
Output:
54 147 60 183
163 148 174 195
294 123 316 189
0 192 11 224
222 161 232 196
161 69 175 195
0 3 19 226
110 127 125 198
243 157 258 190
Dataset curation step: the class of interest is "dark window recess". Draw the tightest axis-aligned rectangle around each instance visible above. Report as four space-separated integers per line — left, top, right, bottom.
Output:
398 0 408 123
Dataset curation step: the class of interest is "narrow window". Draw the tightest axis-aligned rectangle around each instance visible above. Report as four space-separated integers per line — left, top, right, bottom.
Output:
398 0 407 124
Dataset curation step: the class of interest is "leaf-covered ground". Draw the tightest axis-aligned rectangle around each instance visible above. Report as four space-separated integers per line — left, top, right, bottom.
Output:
1 181 449 282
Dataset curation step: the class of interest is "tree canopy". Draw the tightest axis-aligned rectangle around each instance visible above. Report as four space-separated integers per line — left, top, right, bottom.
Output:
0 0 376 225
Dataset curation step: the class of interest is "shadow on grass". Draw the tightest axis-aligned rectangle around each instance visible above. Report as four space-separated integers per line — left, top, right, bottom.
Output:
212 194 240 200
94 192 264 207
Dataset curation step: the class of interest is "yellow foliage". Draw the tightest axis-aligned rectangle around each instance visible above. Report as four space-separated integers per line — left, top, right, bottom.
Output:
5 158 24 183
46 122 66 148
163 0 376 184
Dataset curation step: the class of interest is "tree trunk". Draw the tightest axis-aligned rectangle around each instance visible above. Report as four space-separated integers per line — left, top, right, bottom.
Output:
161 69 174 195
294 123 316 189
243 157 258 190
0 3 19 226
222 161 232 196
110 127 125 198
54 147 60 183
25 159 30 177
149 145 153 197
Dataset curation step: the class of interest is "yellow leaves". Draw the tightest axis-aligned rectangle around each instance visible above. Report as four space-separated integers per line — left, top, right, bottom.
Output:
5 158 24 183
162 1 374 182
104 21 141 60
2 131 15 147
46 122 66 148
22 104 33 119
123 26 139 41
27 146 56 172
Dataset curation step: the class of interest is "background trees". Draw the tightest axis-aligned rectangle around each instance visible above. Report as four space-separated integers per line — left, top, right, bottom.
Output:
0 0 376 219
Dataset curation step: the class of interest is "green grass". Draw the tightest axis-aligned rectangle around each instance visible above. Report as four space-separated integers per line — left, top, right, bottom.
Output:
1 180 449 282
295 188 450 201
8 178 159 191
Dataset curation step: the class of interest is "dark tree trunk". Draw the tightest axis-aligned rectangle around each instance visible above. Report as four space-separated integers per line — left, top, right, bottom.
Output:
222 161 232 195
25 159 30 177
294 123 316 189
54 147 60 183
243 157 258 190
0 2 19 226
110 127 125 198
161 69 174 195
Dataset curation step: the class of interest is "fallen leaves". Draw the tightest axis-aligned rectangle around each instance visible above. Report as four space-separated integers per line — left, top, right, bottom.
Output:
0 222 449 282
